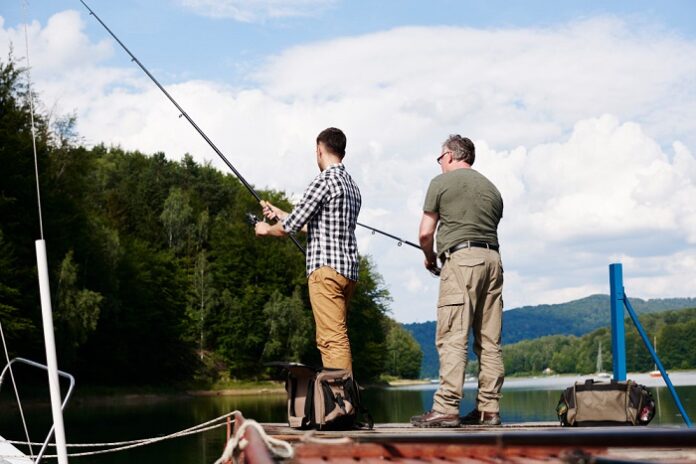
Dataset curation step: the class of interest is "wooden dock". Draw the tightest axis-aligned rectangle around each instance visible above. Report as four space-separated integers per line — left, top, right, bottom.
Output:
231 413 696 464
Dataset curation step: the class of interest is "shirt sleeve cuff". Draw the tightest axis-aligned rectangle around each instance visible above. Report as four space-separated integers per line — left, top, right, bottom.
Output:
282 217 295 234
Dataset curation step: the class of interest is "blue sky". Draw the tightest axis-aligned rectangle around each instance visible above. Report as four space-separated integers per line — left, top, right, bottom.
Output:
2 1 696 322
4 1 696 85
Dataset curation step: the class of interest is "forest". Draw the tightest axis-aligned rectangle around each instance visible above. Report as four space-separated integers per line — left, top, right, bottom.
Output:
0 56 422 386
502 307 696 375
405 294 696 378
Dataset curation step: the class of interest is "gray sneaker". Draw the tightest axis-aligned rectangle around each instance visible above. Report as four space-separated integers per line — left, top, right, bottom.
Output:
410 410 460 427
459 409 501 426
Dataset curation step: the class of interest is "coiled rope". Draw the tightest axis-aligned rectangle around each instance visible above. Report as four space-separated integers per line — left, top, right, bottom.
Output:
214 418 294 464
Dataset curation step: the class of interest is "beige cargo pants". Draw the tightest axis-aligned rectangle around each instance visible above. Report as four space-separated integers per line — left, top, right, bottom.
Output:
432 247 505 415
308 266 356 371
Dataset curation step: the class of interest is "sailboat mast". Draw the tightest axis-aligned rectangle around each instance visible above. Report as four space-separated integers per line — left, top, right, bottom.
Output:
22 1 70 461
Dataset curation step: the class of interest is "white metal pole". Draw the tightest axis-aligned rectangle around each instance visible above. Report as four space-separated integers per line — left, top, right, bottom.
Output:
35 239 69 464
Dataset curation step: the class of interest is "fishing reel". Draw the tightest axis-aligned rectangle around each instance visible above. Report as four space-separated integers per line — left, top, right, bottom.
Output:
245 212 260 226
429 265 441 277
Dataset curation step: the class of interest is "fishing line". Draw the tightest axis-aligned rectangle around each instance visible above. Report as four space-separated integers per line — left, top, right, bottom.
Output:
78 1 428 266
22 0 43 241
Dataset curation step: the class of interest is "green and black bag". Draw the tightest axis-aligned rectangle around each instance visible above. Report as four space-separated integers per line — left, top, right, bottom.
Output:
556 379 655 426
273 362 373 430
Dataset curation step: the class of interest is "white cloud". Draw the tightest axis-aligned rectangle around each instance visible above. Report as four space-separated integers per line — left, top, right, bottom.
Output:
0 11 112 73
3 12 696 322
177 0 336 22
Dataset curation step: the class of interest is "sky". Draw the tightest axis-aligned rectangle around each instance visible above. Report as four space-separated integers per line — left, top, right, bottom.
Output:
2 0 696 323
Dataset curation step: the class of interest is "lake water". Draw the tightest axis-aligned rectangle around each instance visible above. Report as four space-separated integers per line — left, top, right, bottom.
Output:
1 373 694 463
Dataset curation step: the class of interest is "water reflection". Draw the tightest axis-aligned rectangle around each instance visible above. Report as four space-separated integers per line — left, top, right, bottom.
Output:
0 385 693 464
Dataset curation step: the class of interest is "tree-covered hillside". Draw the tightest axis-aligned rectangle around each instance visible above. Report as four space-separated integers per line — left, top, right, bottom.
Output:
503 306 696 375
405 295 696 378
502 294 696 344
0 56 422 385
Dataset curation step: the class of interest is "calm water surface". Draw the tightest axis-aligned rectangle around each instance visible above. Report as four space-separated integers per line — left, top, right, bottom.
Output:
1 382 694 463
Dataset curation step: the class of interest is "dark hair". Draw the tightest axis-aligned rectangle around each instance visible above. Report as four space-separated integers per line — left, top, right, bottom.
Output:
316 127 347 158
443 134 475 165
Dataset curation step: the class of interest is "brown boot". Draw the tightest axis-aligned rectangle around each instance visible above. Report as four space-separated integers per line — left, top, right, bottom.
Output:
410 410 460 428
459 409 501 426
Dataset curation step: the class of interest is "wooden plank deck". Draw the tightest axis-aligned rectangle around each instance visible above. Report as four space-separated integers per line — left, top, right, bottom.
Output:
238 418 696 463
262 421 561 441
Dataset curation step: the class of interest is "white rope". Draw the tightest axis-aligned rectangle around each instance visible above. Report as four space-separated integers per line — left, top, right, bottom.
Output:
301 430 353 445
0 411 238 458
214 419 293 464
0 322 35 460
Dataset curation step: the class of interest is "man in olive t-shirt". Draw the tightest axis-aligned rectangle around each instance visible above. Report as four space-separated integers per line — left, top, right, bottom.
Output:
411 135 505 428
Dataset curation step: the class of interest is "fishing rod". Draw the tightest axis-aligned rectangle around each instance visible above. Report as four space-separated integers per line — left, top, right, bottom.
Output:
80 1 431 268
357 222 420 249
357 222 440 276
78 0 307 254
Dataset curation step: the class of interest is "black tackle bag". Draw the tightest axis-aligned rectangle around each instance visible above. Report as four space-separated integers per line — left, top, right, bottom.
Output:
556 378 655 426
270 362 373 430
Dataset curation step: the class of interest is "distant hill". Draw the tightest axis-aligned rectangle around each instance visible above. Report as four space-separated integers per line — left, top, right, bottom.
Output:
403 294 696 378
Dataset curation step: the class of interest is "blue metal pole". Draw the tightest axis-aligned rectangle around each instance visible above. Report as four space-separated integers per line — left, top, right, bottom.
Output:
609 263 627 381
623 294 692 427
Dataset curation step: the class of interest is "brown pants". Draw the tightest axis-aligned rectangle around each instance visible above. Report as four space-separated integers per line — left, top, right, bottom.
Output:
433 247 504 414
308 266 356 371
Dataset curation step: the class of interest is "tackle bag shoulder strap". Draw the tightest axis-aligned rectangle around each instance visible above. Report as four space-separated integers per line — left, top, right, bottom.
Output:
344 375 373 429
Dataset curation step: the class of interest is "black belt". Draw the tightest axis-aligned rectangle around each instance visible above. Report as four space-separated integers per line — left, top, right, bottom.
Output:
448 241 499 254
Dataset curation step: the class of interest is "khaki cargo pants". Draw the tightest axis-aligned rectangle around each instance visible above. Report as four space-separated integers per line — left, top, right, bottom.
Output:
432 247 504 415
308 266 356 371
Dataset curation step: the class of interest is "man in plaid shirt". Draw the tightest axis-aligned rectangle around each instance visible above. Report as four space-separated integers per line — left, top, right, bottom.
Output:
255 127 362 371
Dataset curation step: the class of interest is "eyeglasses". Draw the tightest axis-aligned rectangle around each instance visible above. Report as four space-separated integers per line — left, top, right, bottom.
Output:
437 151 452 165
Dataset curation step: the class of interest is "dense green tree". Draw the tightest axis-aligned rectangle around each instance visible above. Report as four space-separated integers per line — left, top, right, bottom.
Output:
188 250 217 357
0 55 49 357
0 229 34 348
348 256 392 381
384 319 422 379
658 320 696 370
262 288 314 363
55 250 103 364
160 187 194 252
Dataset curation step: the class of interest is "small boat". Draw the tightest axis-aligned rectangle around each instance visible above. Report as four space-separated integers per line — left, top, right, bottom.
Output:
0 436 28 464
594 341 611 379
649 336 664 378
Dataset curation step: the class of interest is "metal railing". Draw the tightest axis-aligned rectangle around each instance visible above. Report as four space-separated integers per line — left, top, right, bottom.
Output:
0 358 76 463
609 263 692 427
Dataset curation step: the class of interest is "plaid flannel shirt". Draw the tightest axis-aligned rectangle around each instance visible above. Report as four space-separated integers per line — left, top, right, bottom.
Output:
283 163 361 281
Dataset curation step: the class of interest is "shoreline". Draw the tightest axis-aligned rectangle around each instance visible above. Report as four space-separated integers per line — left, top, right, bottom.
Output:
388 370 696 391
5 370 694 405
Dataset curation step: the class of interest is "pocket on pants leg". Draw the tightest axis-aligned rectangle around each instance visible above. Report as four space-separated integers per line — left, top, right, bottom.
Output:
438 264 465 307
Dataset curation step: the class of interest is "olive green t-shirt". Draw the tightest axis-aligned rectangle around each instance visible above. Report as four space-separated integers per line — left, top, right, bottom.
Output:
423 168 503 257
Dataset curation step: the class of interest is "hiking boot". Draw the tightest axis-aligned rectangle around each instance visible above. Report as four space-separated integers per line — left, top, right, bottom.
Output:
410 410 460 428
460 409 501 426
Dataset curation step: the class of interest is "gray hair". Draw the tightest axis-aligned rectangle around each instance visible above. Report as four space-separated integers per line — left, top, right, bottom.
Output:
443 134 475 165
